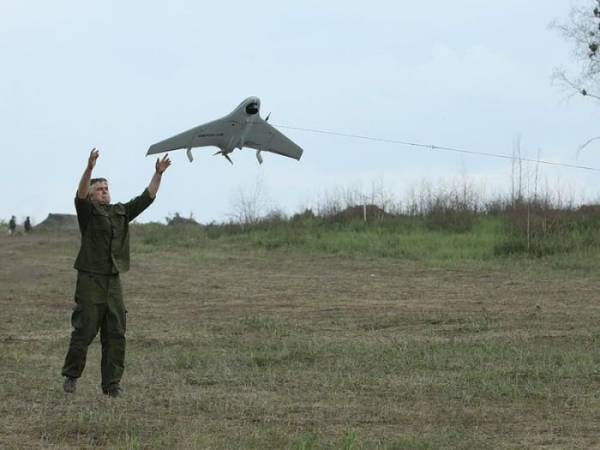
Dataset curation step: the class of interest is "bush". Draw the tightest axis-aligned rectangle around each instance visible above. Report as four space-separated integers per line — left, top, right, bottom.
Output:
495 200 600 256
424 202 478 233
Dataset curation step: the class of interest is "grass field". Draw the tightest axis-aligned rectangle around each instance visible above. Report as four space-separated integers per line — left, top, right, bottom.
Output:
1 224 600 449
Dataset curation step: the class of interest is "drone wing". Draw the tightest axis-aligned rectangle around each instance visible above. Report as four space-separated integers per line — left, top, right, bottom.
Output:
244 119 303 161
146 118 232 157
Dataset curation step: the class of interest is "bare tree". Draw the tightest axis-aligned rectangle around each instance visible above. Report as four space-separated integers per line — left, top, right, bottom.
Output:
553 1 600 102
511 136 523 203
228 177 268 226
370 177 395 216
553 1 600 152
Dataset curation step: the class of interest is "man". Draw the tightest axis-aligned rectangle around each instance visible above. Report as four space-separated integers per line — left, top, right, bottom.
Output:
24 216 32 233
61 148 171 397
8 216 16 235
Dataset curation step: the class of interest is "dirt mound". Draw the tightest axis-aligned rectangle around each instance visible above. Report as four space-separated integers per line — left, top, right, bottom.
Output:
36 214 78 230
328 204 396 222
578 204 600 216
166 213 200 226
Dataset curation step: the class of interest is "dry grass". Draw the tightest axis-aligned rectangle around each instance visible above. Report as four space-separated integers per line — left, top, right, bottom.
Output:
1 229 600 449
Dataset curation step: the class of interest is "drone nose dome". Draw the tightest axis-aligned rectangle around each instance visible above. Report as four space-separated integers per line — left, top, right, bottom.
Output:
245 102 259 115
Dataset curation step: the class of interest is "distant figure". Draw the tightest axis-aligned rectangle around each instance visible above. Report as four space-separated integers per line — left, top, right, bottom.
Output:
61 148 171 398
8 216 16 235
24 216 32 233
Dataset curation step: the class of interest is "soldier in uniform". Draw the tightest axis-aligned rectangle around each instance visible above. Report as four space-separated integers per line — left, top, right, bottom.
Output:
24 216 32 233
62 148 171 397
8 216 16 235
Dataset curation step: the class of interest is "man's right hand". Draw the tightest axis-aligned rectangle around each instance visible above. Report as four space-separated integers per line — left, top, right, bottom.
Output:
87 148 99 170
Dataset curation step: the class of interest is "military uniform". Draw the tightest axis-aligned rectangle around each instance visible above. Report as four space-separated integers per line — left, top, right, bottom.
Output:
62 189 153 392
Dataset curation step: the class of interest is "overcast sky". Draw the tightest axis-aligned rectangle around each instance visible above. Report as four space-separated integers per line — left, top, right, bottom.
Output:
1 0 598 224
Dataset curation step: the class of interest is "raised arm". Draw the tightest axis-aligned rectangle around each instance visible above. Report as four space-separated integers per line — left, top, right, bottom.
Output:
77 148 99 199
147 154 171 199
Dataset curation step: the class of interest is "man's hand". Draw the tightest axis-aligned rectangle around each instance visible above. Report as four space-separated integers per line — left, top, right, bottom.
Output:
148 154 171 198
88 148 99 170
78 148 99 199
155 154 171 175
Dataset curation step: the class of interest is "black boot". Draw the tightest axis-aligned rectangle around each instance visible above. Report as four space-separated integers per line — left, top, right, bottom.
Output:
63 376 77 393
102 383 122 398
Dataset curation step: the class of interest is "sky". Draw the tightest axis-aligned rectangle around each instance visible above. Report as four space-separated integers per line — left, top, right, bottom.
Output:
1 0 598 224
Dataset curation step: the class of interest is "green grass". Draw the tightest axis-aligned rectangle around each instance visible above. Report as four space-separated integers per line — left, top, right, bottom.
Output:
133 215 600 267
2 225 600 448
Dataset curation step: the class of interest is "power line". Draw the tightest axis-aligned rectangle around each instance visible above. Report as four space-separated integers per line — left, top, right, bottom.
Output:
273 123 600 172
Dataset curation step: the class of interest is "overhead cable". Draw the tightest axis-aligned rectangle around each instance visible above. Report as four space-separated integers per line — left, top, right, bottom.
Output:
273 124 600 172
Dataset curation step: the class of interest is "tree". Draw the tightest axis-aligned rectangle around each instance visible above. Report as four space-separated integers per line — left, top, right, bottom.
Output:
228 177 268 226
554 0 600 101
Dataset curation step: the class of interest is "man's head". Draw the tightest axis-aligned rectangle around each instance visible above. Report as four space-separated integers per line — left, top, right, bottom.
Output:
88 178 111 204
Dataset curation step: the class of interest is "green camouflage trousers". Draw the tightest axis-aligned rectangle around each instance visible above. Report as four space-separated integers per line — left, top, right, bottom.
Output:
61 271 126 389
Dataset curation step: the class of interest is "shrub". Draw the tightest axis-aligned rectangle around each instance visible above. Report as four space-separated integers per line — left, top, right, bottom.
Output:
424 201 478 233
495 200 600 256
